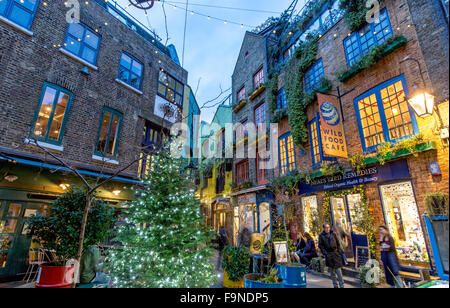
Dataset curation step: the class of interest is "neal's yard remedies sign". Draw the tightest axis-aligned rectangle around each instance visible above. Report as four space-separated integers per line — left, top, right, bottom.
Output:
299 159 410 194
318 93 348 158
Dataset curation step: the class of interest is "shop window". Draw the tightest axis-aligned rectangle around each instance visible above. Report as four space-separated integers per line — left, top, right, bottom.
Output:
346 194 364 234
354 75 418 152
304 59 325 93
344 8 393 66
276 87 287 110
31 83 72 145
237 86 246 101
379 181 429 267
278 132 296 175
253 67 264 89
255 103 266 129
257 151 269 186
157 70 184 108
63 22 101 65
118 52 144 90
308 114 336 169
0 0 39 30
301 196 318 235
95 108 123 158
235 161 249 184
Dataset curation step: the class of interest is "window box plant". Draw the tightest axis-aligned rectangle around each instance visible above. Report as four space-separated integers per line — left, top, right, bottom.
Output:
26 188 116 288
249 83 266 101
222 246 251 288
233 99 247 113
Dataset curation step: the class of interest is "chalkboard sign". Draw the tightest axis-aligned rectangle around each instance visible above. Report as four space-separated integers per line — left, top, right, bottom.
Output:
356 246 370 268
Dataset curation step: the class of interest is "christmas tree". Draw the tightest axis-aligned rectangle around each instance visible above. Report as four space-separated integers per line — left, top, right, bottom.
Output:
106 146 217 288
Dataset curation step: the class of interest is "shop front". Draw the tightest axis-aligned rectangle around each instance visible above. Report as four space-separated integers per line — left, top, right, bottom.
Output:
231 189 273 246
299 159 431 271
0 160 136 280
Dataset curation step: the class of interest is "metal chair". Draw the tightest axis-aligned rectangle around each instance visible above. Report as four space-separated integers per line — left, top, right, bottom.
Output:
23 248 48 283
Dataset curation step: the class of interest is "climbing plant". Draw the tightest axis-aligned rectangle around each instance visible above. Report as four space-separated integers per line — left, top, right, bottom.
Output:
339 0 385 32
268 72 279 114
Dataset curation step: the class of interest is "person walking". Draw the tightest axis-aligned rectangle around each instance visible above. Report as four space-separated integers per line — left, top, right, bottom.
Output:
319 223 344 288
379 226 403 288
334 222 349 266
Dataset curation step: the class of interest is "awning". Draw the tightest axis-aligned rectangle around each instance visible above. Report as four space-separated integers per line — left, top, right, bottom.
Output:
0 154 142 184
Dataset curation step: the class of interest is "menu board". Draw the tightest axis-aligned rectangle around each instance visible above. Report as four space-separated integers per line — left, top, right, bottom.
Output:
356 246 370 268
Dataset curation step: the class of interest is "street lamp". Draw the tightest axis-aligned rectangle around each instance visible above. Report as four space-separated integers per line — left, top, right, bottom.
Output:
405 86 435 118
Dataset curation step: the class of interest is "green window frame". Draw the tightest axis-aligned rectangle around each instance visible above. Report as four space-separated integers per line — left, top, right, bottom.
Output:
94 107 123 158
30 83 73 145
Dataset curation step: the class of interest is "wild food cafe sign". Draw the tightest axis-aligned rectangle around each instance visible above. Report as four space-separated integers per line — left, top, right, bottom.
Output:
318 93 348 158
299 159 410 194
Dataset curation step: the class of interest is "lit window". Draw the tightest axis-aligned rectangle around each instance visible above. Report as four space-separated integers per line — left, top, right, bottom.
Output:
157 70 184 108
278 132 296 175
253 67 264 89
31 83 72 145
95 108 122 158
354 75 418 152
255 103 266 129
308 114 336 169
118 52 143 90
344 8 393 66
63 22 101 65
276 88 287 110
236 161 249 184
0 0 39 30
237 87 246 101
304 59 325 93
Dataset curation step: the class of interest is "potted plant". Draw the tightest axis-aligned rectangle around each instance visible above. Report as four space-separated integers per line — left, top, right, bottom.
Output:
244 268 284 288
26 188 116 288
425 192 449 217
222 246 251 288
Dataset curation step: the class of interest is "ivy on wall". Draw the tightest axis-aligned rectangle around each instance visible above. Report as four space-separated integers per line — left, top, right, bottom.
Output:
339 0 385 32
283 35 320 146
323 186 377 258
268 72 279 114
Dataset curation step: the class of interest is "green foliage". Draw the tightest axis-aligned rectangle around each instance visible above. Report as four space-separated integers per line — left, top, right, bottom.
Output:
26 188 116 264
337 35 407 82
310 208 322 239
106 147 217 288
222 246 251 282
268 73 279 114
375 142 392 165
319 164 345 177
425 192 449 216
257 268 281 284
340 0 370 31
349 153 366 173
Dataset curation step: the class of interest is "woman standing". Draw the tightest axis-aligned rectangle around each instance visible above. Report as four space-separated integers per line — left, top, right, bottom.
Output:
379 226 403 288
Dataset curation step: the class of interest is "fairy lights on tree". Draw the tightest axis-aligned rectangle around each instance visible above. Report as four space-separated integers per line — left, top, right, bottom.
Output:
106 143 217 288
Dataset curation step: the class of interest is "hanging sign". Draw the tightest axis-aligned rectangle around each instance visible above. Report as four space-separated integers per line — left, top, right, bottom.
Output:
318 93 348 158
129 0 158 10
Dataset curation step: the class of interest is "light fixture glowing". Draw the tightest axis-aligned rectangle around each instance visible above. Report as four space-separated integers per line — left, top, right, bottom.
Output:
406 89 435 118
59 182 70 190
112 189 121 196
4 174 18 183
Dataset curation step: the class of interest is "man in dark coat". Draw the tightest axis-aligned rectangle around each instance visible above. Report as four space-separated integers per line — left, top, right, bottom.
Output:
319 223 344 288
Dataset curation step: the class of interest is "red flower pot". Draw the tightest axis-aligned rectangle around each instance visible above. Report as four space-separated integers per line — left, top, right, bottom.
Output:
35 265 75 288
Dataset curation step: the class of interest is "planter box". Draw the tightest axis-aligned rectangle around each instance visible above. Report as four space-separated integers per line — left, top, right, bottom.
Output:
244 273 284 288
233 99 247 113
362 141 437 166
275 263 307 288
249 84 266 101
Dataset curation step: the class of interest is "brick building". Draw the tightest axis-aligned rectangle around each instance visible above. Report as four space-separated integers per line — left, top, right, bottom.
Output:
232 0 449 278
230 29 275 246
0 0 197 279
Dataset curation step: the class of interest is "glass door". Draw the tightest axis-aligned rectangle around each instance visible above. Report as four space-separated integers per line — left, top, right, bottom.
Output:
259 202 271 244
301 196 319 237
379 181 429 268
331 196 354 259
0 202 24 276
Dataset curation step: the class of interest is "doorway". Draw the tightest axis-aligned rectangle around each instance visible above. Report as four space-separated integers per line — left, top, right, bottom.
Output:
330 192 368 262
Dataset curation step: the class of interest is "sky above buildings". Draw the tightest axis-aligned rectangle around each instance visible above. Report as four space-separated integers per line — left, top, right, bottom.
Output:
116 0 299 123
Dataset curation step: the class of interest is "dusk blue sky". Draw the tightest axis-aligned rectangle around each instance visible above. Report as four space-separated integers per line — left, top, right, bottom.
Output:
116 0 301 123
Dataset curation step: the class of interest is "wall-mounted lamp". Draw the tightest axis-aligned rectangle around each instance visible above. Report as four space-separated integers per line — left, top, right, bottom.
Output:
4 174 18 183
112 189 121 196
